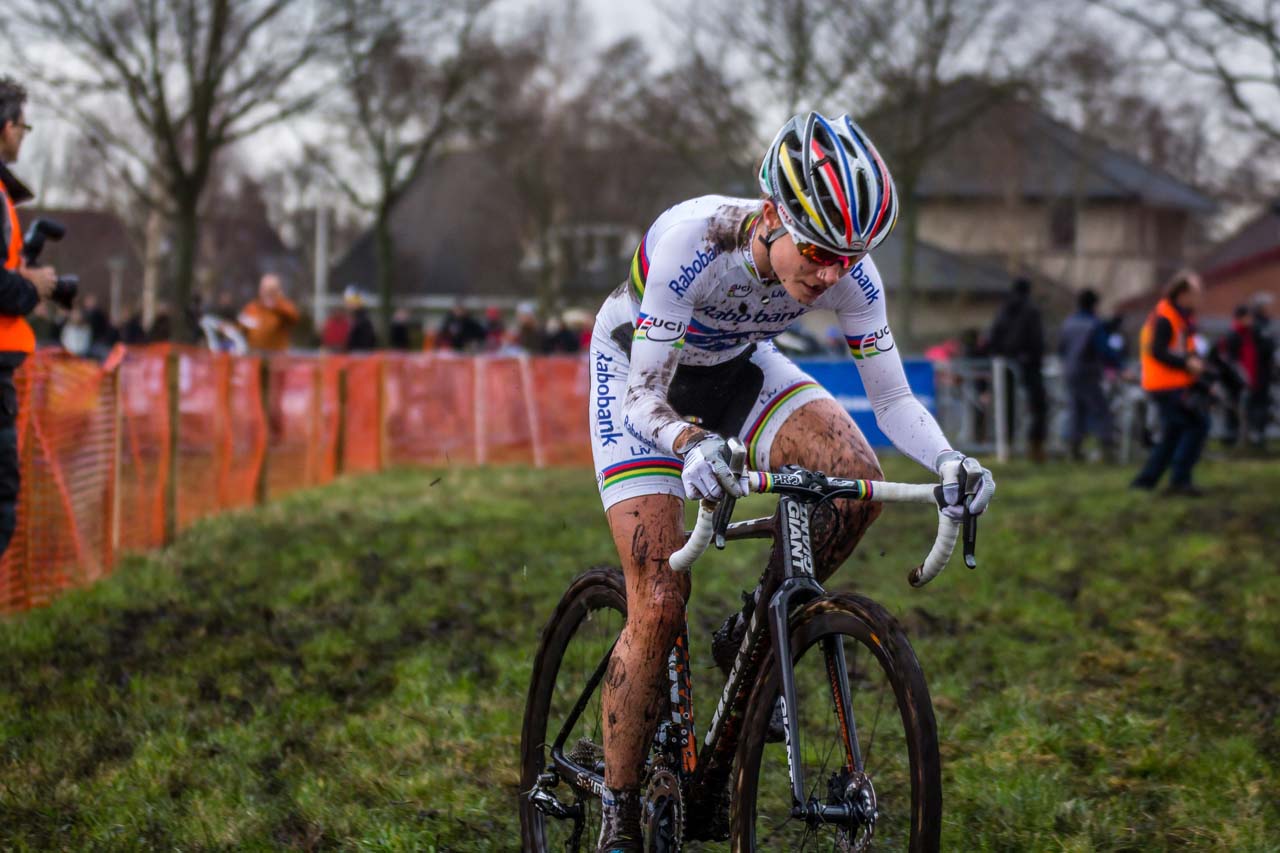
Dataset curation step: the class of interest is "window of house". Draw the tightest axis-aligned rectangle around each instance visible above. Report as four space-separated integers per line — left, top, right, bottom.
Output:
1049 200 1076 251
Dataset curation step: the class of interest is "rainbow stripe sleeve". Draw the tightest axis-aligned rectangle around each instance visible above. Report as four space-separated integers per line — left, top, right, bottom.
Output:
600 458 682 491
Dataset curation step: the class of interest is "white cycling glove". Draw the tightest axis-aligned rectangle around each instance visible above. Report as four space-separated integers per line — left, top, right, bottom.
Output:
935 450 995 522
679 434 748 501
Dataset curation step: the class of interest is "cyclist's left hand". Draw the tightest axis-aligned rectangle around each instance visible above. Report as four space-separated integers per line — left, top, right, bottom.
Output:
934 450 994 521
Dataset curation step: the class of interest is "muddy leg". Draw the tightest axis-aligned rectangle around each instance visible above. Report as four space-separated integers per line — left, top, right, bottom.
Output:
601 494 689 789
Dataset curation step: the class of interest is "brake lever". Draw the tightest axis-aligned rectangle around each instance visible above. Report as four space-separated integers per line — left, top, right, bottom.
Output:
962 499 978 569
714 437 748 549
958 464 978 569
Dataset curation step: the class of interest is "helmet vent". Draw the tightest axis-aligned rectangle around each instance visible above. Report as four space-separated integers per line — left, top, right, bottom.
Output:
855 170 871 234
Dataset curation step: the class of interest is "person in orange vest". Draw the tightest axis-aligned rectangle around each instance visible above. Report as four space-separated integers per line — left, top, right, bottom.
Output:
0 78 58 556
1131 271 1210 496
237 273 299 352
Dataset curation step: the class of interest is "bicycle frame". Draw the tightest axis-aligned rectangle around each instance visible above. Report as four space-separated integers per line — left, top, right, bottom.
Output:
545 491 864 830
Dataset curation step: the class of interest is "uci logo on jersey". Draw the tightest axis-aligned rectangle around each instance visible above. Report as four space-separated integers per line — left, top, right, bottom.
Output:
849 261 879 304
634 312 687 345
668 246 720 298
848 326 894 360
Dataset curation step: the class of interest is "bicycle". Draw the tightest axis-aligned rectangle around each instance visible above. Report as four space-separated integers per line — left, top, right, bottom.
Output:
520 438 979 851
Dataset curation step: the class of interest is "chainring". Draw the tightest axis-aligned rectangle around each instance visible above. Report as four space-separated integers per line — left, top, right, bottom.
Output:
643 767 684 852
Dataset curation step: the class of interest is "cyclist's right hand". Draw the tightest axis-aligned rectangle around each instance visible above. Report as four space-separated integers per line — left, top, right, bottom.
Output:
678 433 747 501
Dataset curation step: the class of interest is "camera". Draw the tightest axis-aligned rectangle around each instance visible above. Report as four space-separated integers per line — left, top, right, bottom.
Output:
21 218 78 310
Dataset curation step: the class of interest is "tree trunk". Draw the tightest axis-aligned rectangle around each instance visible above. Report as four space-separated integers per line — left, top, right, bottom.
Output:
141 202 165 330
170 195 200 343
374 206 394 344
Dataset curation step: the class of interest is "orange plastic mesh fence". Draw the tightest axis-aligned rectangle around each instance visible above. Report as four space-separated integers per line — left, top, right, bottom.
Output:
118 346 170 554
224 356 268 509
384 354 477 467
0 350 596 613
264 356 325 500
0 353 119 612
342 356 383 474
529 356 592 466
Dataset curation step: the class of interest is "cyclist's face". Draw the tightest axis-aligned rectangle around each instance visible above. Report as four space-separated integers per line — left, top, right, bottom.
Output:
760 204 856 305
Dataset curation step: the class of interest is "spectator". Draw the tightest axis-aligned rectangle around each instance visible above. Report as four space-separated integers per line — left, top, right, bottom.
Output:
1131 271 1209 496
344 286 378 352
148 301 172 343
59 303 92 356
513 303 542 353
482 305 505 352
27 300 57 347
237 273 298 352
437 304 486 352
390 307 413 350
320 306 351 352
82 292 117 359
543 316 579 353
120 307 147 344
1249 297 1276 449
213 292 238 322
988 278 1048 462
1216 305 1255 446
565 308 594 351
1058 288 1116 460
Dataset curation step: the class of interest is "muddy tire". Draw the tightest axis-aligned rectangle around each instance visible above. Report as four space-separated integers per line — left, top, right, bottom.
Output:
520 566 627 852
731 592 941 852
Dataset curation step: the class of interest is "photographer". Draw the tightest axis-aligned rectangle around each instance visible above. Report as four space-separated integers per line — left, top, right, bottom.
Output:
1131 271 1210 496
0 77 57 555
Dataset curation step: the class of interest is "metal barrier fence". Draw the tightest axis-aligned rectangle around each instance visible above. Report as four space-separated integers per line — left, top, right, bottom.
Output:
933 356 1153 463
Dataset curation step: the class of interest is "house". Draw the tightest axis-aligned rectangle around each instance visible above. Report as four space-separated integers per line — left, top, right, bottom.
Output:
1195 201 1280 317
895 96 1216 311
330 144 1062 343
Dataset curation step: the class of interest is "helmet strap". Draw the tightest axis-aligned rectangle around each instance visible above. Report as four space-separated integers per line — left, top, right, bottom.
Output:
753 224 783 285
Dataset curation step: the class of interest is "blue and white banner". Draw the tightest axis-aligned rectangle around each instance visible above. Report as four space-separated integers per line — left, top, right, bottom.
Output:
794 358 937 447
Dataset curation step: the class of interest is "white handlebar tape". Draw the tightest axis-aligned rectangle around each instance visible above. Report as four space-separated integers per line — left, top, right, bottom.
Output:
908 512 961 587
669 501 717 573
667 476 958 583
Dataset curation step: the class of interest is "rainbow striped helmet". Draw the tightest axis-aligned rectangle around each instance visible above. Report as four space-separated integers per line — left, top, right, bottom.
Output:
758 111 899 257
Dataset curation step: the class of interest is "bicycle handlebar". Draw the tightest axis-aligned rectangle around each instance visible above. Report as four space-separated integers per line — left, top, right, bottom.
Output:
668 472 963 587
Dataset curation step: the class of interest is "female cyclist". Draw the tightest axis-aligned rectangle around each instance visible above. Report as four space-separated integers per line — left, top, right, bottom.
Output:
587 110 995 851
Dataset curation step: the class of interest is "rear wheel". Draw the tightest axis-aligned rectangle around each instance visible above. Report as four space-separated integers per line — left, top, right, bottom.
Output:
520 567 627 852
732 593 941 851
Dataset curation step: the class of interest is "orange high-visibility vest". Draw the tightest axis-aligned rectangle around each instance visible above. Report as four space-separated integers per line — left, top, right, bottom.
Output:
1140 298 1194 392
0 184 35 354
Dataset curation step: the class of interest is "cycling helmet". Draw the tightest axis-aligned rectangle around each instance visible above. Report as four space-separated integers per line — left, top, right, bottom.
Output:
758 111 899 256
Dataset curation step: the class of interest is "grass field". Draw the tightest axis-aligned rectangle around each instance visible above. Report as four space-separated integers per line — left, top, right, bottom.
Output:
1 456 1278 851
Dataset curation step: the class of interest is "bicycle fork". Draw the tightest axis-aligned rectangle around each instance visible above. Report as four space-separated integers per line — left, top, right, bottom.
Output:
769 495 868 828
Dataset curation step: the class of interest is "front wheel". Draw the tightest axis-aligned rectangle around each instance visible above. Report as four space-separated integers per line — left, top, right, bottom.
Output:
732 593 942 851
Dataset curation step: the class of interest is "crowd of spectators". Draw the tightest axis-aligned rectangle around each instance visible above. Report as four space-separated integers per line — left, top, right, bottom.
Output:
427 302 591 355
27 270 1278 464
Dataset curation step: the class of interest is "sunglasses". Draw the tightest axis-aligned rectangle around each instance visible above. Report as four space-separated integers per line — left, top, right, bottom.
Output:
795 240 861 269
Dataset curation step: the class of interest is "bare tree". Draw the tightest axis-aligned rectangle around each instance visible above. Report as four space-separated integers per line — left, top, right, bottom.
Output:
8 1 333 340
687 0 1036 347
1093 0 1280 143
309 0 504 335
